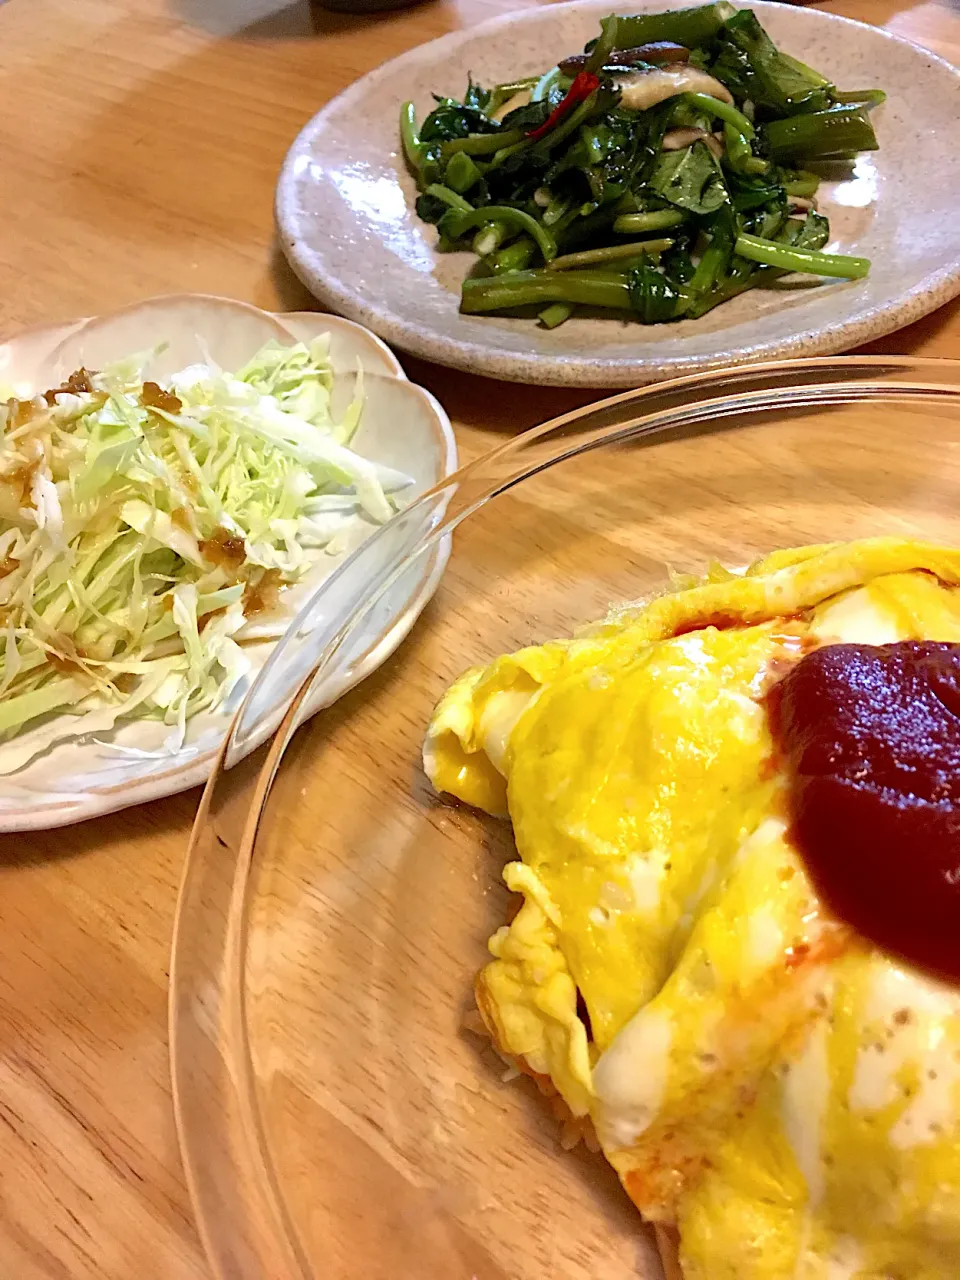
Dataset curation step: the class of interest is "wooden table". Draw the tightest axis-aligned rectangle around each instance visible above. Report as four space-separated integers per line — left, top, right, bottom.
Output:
0 0 957 1275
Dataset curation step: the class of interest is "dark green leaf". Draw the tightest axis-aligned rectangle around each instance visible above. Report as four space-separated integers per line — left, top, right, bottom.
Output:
629 264 684 322
420 101 500 143
709 41 755 103
792 210 830 251
649 141 728 214
662 244 696 284
545 138 594 185
415 193 451 225
716 11 832 115
463 77 492 112
485 149 551 206
498 100 551 133
725 169 785 213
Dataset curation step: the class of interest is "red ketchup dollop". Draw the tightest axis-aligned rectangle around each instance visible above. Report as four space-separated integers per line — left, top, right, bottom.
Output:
768 642 960 983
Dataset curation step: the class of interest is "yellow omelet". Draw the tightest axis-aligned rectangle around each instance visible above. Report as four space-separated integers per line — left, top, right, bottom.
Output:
422 538 960 1280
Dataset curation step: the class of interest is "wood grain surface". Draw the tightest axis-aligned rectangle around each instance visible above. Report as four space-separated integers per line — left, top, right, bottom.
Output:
0 1 958 1276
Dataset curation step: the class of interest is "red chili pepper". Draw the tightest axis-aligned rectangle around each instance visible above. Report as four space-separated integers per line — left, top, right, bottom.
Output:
526 71 601 142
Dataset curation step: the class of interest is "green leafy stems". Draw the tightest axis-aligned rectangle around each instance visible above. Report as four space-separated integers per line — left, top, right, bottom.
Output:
402 3 883 326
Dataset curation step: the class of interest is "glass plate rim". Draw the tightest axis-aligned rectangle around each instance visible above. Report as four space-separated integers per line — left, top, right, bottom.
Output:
169 353 960 1280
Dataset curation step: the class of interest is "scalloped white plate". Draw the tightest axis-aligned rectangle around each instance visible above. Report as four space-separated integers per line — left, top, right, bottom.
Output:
0 294 456 831
277 0 960 388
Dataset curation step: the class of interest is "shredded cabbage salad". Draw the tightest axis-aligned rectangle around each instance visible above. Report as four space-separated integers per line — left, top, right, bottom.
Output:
0 338 412 755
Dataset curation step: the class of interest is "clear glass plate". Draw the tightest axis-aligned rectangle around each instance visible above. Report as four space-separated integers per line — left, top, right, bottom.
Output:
170 356 960 1280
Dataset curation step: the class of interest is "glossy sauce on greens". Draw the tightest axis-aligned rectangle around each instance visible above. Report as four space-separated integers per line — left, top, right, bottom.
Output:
769 641 960 984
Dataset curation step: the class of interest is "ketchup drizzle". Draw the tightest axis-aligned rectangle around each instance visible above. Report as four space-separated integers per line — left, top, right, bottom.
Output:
768 642 960 984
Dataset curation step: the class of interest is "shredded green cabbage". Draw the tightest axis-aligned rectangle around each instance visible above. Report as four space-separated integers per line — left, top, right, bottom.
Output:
0 338 411 754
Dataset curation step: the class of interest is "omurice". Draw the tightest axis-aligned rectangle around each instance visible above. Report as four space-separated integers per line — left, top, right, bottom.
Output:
424 538 960 1280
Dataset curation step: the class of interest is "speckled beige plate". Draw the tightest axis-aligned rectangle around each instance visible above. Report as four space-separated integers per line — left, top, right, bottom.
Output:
277 0 960 388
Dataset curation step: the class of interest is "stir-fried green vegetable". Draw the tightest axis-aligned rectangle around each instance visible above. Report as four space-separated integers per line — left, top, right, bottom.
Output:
400 3 883 326
0 340 411 755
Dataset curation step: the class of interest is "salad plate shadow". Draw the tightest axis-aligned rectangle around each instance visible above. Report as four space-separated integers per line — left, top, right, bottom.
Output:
276 0 960 387
0 295 456 831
